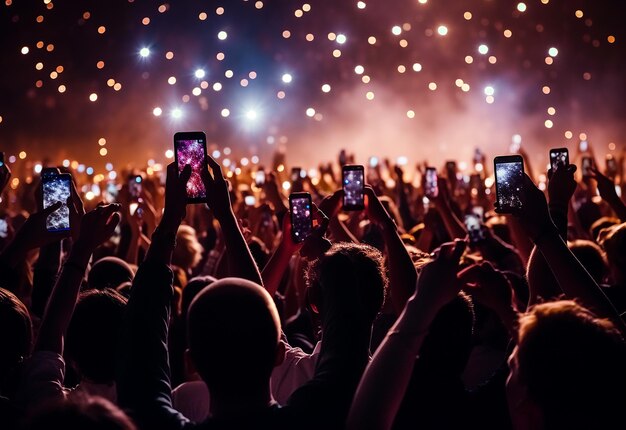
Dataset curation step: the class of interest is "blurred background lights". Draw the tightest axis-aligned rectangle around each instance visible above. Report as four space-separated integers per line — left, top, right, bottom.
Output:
218 31 227 40
517 2 527 12
171 108 182 118
478 44 489 54
437 25 448 36
139 47 150 57
153 107 162 116
281 73 292 83
548 47 558 57
194 69 206 79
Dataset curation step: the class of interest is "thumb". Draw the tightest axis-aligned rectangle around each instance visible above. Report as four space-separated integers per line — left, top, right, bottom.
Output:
41 201 63 216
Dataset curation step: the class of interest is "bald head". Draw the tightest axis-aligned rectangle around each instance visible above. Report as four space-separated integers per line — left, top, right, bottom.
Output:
187 278 281 395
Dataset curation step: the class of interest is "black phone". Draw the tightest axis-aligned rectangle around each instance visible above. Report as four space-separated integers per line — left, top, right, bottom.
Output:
464 214 486 244
0 152 4 167
581 156 594 178
425 167 438 198
42 167 60 178
174 131 208 204
42 173 71 232
289 192 313 244
129 175 142 200
0 217 7 238
291 167 302 182
342 164 365 211
549 148 569 171
494 155 524 213
445 161 457 179
606 155 617 179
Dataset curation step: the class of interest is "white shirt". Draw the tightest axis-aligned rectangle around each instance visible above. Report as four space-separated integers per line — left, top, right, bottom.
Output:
172 341 322 421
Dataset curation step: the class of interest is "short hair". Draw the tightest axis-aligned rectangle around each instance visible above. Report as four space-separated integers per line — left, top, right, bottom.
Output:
0 288 32 378
173 225 203 271
87 257 134 291
26 394 136 430
66 289 127 384
306 242 387 324
187 278 280 396
568 240 607 284
517 301 626 429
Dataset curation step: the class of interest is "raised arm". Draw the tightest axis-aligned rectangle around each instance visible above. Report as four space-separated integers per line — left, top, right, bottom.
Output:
517 174 626 333
348 240 466 430
431 177 467 240
117 162 191 430
36 202 121 354
590 166 626 222
203 156 262 285
365 186 417 313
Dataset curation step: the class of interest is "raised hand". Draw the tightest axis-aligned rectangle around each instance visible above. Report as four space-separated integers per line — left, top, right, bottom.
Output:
548 164 577 207
0 161 11 194
516 174 557 243
364 185 393 227
412 240 466 315
318 189 343 219
459 261 515 318
589 166 618 203
202 155 232 220
161 162 191 231
74 203 122 251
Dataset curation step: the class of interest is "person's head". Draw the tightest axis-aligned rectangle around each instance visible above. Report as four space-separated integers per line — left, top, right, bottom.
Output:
187 278 282 399
507 301 626 430
305 242 387 327
66 289 127 384
26 394 136 430
181 275 216 322
87 257 134 291
568 240 607 284
0 288 32 391
172 224 203 272
600 223 626 285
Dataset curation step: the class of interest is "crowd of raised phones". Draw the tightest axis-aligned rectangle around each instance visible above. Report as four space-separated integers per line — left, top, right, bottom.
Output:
1 141 626 430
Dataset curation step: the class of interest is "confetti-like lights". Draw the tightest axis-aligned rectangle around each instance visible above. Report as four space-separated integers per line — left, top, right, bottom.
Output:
194 69 206 79
548 47 558 57
437 25 448 36
139 47 150 57
171 108 183 119
153 107 162 116
336 34 347 44
517 2 527 12
282 73 293 83
218 31 228 40
478 44 489 54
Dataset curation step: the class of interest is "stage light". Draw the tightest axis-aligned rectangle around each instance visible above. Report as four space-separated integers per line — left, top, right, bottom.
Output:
171 108 183 119
282 73 292 83
195 69 206 78
139 47 150 57
153 107 162 116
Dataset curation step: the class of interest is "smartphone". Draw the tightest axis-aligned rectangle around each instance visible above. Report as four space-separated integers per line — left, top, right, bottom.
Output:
606 155 617 179
445 161 457 179
369 156 379 168
105 181 119 203
42 173 71 232
291 167 302 182
244 195 256 206
471 205 484 219
425 167 438 198
342 165 365 211
42 167 60 178
129 175 142 200
549 148 569 171
494 155 524 213
581 156 594 178
174 131 208 203
0 152 4 167
464 214 485 244
579 140 588 152
255 170 265 187
0 217 7 238
289 192 313 244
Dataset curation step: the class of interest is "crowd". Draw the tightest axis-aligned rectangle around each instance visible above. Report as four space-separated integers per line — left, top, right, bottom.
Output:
0 141 626 430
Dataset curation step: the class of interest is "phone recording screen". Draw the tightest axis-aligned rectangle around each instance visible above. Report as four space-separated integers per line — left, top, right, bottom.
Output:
343 167 364 209
495 160 523 211
464 214 485 243
175 138 207 200
425 168 439 198
43 174 71 232
0 218 7 238
290 194 313 243
129 176 142 199
550 150 568 170
582 157 593 177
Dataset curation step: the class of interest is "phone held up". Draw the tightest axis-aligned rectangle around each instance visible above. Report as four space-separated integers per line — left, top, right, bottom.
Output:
464 213 486 244
289 192 313 244
342 164 365 211
42 172 72 232
581 156 595 178
174 131 208 204
494 155 524 213
424 167 439 199
549 148 569 171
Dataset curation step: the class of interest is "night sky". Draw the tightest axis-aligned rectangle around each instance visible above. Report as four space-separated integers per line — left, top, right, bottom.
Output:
0 0 625 173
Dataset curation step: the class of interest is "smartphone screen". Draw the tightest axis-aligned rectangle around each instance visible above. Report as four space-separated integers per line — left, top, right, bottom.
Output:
579 140 588 152
291 167 301 182
129 175 142 200
0 152 4 167
342 165 365 211
464 214 485 244
549 148 569 171
425 167 438 198
43 173 71 232
174 131 208 203
0 218 7 238
581 157 594 177
289 192 313 243
369 156 379 168
494 155 524 213
245 195 256 206
255 170 265 187
106 181 119 203
606 155 617 178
